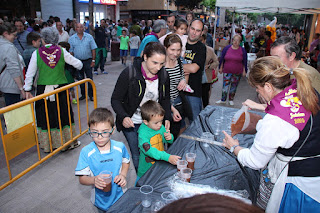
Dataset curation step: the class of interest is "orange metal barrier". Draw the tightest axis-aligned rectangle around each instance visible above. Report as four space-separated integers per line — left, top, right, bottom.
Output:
0 79 97 190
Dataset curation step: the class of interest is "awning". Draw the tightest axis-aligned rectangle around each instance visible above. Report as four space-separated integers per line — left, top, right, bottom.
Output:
216 0 320 14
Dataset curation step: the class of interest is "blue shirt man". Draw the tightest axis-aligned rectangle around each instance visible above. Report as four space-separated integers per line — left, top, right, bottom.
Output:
13 19 30 54
69 23 97 101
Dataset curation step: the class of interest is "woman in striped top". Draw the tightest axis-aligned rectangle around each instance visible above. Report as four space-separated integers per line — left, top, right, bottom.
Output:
164 34 188 138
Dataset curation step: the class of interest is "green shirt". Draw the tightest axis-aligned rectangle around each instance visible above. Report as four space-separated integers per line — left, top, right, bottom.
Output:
120 36 129 50
137 123 174 177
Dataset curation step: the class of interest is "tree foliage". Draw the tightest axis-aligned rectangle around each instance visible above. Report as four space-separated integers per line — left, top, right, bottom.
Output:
202 0 216 11
174 0 203 11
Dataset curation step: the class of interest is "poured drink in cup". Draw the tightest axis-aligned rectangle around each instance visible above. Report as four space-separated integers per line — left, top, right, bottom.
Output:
180 168 192 182
177 160 187 172
99 171 112 192
186 153 196 170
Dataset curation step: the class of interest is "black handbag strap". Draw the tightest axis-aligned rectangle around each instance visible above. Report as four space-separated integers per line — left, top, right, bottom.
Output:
0 64 6 75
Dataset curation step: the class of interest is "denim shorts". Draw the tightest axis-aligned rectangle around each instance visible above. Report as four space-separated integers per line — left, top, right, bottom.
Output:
120 49 128 57
130 49 138 56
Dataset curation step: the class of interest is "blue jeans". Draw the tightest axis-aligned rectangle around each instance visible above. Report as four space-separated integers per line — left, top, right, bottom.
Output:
122 124 141 171
79 59 93 98
185 95 202 123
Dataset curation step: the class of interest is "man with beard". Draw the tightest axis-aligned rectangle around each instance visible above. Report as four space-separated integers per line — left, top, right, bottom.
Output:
183 19 206 122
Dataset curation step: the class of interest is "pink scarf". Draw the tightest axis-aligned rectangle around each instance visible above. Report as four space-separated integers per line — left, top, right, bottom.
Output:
265 79 311 131
141 64 158 81
145 32 159 39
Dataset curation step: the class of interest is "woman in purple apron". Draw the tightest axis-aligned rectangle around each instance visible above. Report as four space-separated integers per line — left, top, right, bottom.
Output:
222 56 320 212
24 27 83 152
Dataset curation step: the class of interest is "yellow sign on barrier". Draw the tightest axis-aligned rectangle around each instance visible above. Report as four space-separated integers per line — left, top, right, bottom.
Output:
3 104 33 134
4 122 37 161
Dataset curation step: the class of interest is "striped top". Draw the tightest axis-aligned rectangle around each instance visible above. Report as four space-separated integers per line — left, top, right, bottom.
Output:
165 62 185 103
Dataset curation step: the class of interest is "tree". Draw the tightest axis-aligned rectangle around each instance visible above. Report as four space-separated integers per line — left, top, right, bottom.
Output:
174 0 203 11
202 0 216 12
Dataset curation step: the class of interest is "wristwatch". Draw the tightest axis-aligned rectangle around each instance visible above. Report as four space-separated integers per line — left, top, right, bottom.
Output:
229 145 239 153
92 59 95 62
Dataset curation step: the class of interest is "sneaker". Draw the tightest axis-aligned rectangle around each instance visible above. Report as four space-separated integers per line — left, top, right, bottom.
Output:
102 71 108 74
184 84 194 93
90 97 94 101
72 99 77 104
216 100 226 104
229 101 234 106
93 71 98 75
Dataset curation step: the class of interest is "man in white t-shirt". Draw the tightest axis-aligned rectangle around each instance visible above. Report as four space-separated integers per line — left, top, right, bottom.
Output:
57 21 69 43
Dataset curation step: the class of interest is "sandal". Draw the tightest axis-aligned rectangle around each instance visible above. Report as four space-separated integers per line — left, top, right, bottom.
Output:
69 141 81 150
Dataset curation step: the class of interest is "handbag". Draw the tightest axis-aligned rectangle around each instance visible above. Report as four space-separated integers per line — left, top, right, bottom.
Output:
178 91 193 121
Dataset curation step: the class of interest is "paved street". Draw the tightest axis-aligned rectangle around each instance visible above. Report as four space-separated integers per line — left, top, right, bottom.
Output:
0 54 258 213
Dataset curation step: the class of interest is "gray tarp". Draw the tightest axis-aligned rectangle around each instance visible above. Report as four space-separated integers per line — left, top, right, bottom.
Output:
108 105 264 213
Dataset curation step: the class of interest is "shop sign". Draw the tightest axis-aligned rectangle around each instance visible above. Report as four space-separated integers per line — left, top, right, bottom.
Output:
100 0 116 5
79 0 117 5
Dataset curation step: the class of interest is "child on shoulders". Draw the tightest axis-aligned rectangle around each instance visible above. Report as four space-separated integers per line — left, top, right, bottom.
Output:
75 108 130 212
137 100 181 178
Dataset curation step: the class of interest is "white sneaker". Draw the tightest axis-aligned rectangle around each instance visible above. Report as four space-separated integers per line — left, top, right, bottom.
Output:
229 101 234 106
216 100 226 104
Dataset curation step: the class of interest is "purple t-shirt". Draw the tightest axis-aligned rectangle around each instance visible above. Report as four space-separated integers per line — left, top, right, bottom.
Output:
223 47 243 74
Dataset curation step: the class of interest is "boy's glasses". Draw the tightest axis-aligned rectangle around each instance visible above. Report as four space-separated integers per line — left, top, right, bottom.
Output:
88 128 113 138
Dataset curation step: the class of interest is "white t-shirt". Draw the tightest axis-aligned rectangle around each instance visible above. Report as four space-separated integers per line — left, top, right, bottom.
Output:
129 35 140 49
131 79 159 124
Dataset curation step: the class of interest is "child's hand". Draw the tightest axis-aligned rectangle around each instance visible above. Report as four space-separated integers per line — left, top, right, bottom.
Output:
114 174 127 187
164 130 172 141
169 155 181 165
94 176 107 190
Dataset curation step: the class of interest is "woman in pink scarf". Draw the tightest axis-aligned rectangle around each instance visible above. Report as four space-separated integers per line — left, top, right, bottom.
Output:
222 56 320 212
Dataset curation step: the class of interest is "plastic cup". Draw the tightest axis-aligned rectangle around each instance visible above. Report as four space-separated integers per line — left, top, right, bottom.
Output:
180 168 192 182
140 185 153 207
186 153 196 170
99 171 112 192
177 160 187 172
161 191 176 204
214 125 221 141
151 200 165 212
201 132 214 147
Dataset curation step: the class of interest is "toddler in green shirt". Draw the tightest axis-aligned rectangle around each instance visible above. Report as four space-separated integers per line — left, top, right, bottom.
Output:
137 100 181 177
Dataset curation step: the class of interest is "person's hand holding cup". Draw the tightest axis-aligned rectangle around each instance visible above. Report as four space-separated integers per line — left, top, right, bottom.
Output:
99 171 112 192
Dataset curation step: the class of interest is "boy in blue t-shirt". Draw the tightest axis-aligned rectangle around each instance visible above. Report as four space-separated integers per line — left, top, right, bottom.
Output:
75 108 130 212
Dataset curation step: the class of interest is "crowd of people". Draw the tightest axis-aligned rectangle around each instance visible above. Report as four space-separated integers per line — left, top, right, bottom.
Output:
0 12 320 213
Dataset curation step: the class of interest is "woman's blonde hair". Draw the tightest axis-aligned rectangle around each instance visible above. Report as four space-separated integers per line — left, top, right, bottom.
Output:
248 56 319 115
232 34 242 42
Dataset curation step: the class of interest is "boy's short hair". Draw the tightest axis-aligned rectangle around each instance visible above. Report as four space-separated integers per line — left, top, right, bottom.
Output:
141 100 165 122
122 29 126 33
58 41 70 51
88 108 115 127
26 32 41 46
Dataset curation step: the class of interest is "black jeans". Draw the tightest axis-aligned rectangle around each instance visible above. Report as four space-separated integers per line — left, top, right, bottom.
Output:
79 59 93 98
3 93 21 106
